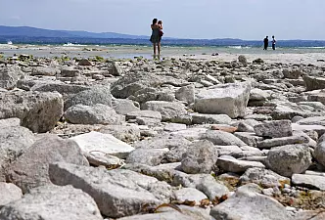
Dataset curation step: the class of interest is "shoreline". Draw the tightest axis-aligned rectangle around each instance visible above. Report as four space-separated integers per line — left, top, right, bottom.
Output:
1 44 325 65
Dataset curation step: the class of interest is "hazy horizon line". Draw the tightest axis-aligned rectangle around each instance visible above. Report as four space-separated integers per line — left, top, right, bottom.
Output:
1 24 325 42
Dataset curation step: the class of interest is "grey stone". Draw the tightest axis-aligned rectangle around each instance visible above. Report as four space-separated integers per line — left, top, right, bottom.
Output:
111 71 186 99
7 135 88 193
99 124 140 143
283 68 302 79
31 66 60 76
173 188 207 204
194 82 251 118
210 187 292 220
64 86 113 110
271 102 310 120
171 127 208 141
257 135 309 149
0 65 25 89
303 75 325 91
0 183 23 206
175 84 195 105
254 120 293 138
234 132 263 148
249 88 270 101
292 174 325 190
146 181 173 203
314 134 325 167
237 122 254 132
217 156 265 173
126 148 168 166
117 212 196 220
196 176 229 200
292 123 325 138
126 110 162 125
60 67 79 77
0 91 63 133
0 185 103 220
0 120 35 182
293 210 325 220
164 123 187 132
112 99 140 115
201 130 247 147
142 101 191 124
133 135 191 163
31 82 91 98
238 55 248 66
297 116 325 126
239 168 290 188
191 113 232 125
105 61 122 76
64 104 122 125
70 131 135 159
267 144 312 177
49 162 160 218
214 145 243 157
86 152 123 168
181 140 218 174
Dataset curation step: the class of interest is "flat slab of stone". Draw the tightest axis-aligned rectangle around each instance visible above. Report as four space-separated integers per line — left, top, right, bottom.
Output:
292 123 325 137
164 123 187 132
210 187 292 220
0 183 23 206
239 168 290 188
292 174 325 190
257 135 309 149
49 162 160 218
70 131 134 159
0 185 103 220
214 145 243 157
297 116 325 126
191 113 232 125
173 188 207 205
142 101 191 124
234 132 263 148
217 156 265 173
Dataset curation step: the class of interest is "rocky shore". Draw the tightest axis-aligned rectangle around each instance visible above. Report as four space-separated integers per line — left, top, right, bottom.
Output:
1 53 325 219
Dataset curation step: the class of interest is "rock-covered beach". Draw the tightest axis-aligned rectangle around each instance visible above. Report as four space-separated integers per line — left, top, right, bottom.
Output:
1 50 325 220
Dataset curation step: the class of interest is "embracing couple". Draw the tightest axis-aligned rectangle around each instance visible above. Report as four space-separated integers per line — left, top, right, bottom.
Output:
150 18 163 59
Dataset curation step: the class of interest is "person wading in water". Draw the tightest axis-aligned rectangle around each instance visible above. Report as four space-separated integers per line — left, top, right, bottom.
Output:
150 18 163 59
272 36 277 50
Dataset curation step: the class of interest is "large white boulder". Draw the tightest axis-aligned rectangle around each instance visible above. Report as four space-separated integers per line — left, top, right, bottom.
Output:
194 83 251 118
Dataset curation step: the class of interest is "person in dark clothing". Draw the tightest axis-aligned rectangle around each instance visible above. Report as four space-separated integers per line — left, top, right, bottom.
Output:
272 36 276 50
263 36 269 50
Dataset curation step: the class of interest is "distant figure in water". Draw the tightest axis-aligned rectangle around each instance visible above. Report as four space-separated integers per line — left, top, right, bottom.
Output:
150 18 163 59
263 36 269 50
272 36 276 50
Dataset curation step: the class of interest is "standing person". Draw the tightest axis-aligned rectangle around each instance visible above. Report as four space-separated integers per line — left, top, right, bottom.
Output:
272 36 276 50
150 18 161 59
263 36 269 50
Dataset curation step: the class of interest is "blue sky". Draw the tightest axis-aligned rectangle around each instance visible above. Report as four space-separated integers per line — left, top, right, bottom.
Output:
1 0 325 40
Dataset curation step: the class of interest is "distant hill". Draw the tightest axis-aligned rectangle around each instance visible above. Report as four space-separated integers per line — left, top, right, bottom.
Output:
0 25 148 39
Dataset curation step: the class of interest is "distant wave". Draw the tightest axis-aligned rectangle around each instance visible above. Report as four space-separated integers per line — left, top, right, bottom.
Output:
296 46 325 49
63 43 87 47
227 46 251 49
